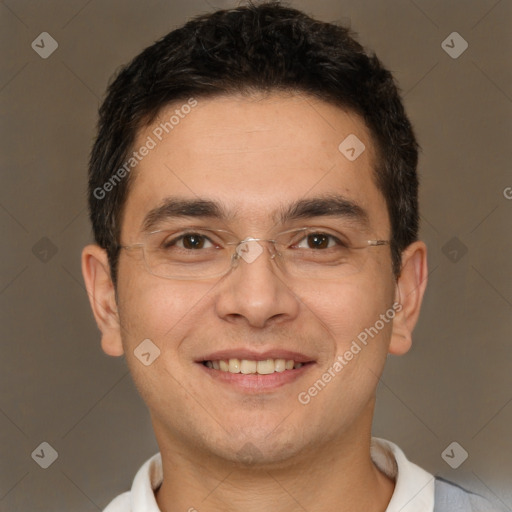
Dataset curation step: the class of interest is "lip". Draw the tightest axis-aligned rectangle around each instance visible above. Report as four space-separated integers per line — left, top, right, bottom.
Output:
196 349 315 364
198 360 315 392
195 348 316 393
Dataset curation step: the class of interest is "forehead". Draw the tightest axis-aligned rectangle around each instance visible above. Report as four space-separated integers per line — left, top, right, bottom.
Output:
120 92 388 238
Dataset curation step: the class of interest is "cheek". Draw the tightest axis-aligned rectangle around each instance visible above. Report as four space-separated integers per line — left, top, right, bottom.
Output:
116 266 211 350
295 276 395 354
115 275 212 409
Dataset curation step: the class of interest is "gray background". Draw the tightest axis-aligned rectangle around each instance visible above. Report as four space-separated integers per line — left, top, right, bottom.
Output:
1 0 511 510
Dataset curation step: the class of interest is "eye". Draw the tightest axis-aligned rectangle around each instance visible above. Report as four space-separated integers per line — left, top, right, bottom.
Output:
295 232 345 250
163 233 215 250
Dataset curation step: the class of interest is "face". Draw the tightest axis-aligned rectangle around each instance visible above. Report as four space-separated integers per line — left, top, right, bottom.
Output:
94 93 406 466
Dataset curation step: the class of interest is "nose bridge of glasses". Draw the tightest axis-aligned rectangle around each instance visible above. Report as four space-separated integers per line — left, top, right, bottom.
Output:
234 237 279 265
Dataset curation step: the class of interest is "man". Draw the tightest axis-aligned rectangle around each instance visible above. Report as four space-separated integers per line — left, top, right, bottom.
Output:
81 2 501 511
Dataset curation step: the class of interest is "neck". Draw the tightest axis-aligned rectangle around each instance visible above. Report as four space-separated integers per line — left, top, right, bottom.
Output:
154 418 394 512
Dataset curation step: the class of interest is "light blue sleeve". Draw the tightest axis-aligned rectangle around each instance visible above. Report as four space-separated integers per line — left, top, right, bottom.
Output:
434 478 508 512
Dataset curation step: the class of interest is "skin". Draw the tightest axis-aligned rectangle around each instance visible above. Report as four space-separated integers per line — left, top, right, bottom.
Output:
82 92 428 512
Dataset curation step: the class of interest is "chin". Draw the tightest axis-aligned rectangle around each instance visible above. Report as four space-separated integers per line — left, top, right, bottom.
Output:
205 424 309 468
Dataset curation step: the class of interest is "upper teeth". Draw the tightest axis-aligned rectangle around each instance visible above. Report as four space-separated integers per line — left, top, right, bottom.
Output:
205 358 303 374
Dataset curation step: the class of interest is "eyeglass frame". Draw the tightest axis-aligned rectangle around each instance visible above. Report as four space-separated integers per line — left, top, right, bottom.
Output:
118 226 391 281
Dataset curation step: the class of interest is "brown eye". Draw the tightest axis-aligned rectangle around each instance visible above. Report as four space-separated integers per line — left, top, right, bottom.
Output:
162 233 214 250
181 234 207 249
296 233 342 250
306 233 330 249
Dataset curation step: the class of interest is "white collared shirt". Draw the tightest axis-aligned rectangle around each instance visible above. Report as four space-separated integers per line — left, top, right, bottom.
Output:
103 437 435 511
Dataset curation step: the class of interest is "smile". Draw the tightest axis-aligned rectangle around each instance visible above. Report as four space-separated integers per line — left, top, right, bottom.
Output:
203 358 305 374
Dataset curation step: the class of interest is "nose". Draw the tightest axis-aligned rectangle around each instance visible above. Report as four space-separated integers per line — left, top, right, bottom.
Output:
214 239 300 329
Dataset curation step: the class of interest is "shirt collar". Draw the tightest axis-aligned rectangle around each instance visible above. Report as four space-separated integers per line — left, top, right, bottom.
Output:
371 437 435 512
130 451 163 512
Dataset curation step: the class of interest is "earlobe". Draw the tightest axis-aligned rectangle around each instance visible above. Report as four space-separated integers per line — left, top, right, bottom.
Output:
388 241 428 356
81 244 124 357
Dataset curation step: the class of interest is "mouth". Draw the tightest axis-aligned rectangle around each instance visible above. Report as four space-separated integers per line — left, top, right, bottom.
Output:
196 350 316 392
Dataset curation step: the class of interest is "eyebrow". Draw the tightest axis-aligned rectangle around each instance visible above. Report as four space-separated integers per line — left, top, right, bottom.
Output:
277 195 369 227
141 198 234 233
140 194 369 233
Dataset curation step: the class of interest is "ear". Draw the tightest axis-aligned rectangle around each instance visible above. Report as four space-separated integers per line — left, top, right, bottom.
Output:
81 244 124 357
389 240 428 356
